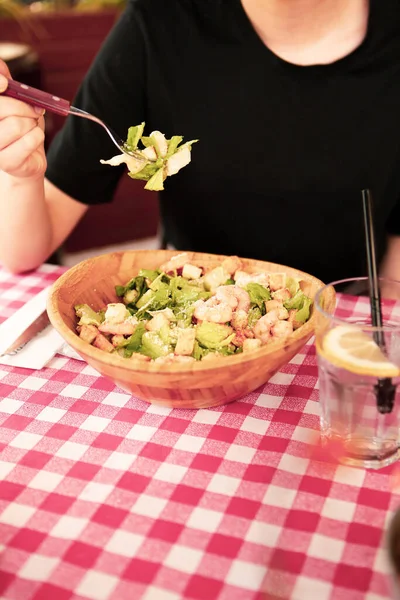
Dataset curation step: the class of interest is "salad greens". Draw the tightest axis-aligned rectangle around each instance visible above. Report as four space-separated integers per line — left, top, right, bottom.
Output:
74 255 314 364
100 122 198 191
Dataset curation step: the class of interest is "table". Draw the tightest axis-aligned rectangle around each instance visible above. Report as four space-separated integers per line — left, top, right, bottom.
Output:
0 263 399 600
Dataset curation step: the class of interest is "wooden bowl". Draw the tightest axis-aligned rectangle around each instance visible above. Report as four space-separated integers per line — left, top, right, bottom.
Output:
47 250 326 409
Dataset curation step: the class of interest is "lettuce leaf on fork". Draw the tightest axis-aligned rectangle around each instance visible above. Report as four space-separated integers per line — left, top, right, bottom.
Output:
100 122 198 191
126 123 146 151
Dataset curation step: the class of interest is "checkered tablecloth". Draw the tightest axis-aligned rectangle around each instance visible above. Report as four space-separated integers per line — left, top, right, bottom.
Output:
1 264 400 600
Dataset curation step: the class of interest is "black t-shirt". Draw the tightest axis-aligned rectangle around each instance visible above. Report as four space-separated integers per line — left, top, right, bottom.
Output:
45 0 400 283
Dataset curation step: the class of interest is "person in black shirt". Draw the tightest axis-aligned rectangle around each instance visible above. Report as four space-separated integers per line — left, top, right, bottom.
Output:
0 0 399 285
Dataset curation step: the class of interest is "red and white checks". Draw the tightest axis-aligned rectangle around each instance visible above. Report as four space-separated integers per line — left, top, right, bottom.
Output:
0 264 400 600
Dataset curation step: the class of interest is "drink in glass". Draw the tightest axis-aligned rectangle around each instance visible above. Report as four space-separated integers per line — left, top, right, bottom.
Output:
314 277 400 469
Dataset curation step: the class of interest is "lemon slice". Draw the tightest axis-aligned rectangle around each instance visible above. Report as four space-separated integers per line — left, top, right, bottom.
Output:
319 325 400 377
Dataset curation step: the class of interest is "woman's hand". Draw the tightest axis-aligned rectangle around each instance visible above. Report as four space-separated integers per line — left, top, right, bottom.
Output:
0 59 47 180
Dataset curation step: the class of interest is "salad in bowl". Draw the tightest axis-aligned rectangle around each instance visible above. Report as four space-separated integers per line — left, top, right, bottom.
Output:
74 253 313 365
47 249 325 407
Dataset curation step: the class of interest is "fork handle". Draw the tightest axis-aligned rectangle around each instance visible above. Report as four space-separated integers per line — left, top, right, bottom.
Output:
1 78 71 116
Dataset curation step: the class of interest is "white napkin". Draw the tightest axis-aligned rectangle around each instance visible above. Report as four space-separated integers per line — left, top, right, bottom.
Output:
57 340 85 362
0 325 64 369
0 287 83 369
0 287 50 355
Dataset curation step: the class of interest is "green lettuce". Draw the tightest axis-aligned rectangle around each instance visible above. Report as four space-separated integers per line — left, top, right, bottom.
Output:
102 123 198 192
115 275 147 301
294 296 313 323
284 290 306 311
193 341 208 361
136 285 171 316
149 273 170 291
166 136 184 157
140 331 172 359
139 269 160 282
126 122 145 150
174 304 195 328
195 322 235 350
170 276 210 305
217 344 237 356
247 306 262 328
124 322 146 358
128 160 163 182
286 277 301 297
246 283 271 313
75 304 104 326
283 290 313 324
145 167 165 191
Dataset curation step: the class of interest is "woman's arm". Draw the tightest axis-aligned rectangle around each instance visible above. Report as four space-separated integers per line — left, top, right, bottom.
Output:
0 168 87 274
380 235 400 282
0 0 146 273
0 64 87 273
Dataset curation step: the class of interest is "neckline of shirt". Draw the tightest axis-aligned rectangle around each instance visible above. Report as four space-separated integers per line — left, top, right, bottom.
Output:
233 0 375 75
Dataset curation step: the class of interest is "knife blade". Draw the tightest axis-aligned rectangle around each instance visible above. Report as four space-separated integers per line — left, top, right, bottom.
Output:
1 310 50 356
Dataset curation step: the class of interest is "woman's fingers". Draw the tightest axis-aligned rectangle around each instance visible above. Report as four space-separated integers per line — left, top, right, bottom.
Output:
0 93 45 120
0 74 7 92
38 114 46 132
0 115 39 151
0 60 12 79
0 123 46 177
0 62 47 178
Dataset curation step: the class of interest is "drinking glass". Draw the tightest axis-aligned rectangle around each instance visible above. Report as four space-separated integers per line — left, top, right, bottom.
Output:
314 277 400 469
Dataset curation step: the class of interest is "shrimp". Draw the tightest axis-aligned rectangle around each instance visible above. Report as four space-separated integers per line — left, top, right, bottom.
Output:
253 310 280 344
231 309 248 330
265 299 289 320
232 330 247 347
231 309 251 347
215 285 251 312
193 298 233 323
243 338 262 352
271 320 293 339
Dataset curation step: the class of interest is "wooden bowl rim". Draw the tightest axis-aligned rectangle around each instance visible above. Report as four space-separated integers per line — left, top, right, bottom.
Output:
47 249 326 374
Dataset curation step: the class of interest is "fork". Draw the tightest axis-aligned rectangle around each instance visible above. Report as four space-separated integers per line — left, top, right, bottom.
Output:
1 78 147 162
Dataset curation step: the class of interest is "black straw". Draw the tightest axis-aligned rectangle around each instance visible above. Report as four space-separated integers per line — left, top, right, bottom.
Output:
362 189 395 414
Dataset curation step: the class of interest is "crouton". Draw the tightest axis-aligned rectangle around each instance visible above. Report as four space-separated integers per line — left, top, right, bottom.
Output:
221 256 242 276
269 273 287 292
174 328 196 355
78 324 98 344
99 321 136 335
93 333 114 353
272 288 291 302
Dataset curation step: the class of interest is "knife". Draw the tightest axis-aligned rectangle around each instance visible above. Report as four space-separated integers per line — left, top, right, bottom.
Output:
0 310 50 356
